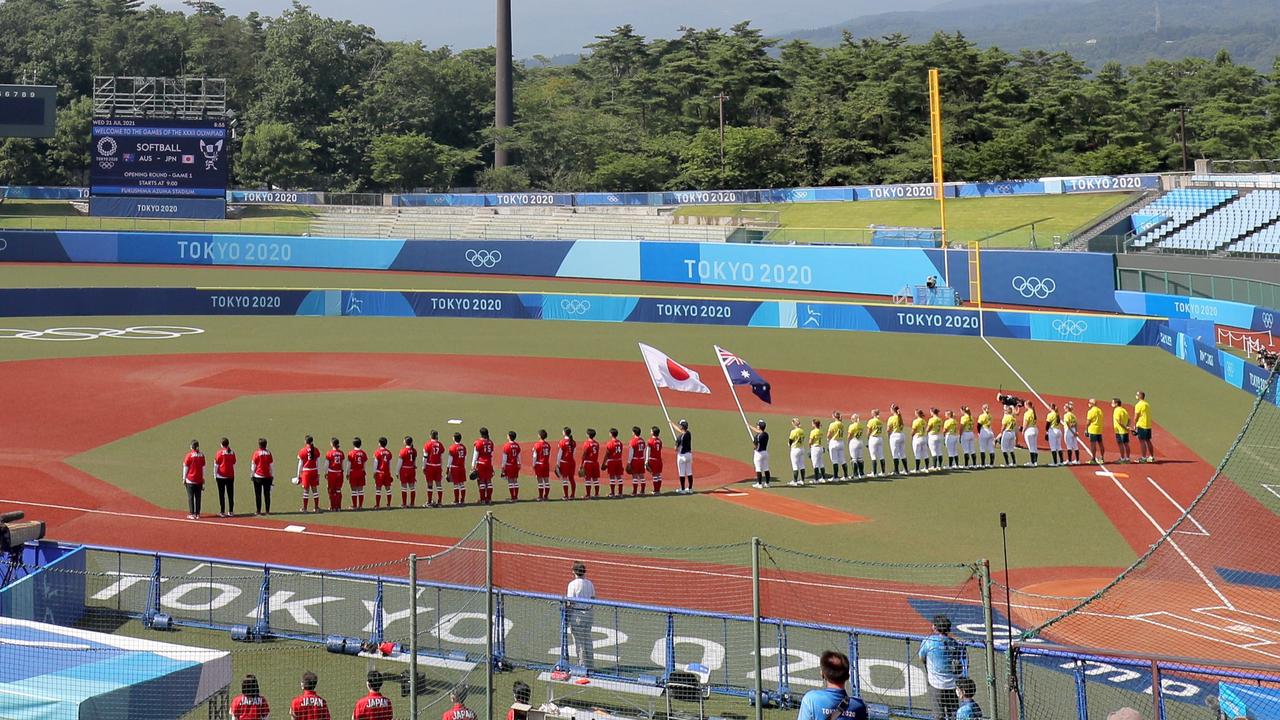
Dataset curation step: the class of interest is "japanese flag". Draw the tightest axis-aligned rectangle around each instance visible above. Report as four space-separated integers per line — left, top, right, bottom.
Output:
638 343 711 394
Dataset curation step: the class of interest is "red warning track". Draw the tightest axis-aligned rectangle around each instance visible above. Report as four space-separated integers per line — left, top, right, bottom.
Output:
1 351 1277 662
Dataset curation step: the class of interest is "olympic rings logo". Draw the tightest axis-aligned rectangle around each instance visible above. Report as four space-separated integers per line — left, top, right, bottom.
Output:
0 326 205 341
559 299 592 315
606 195 620 203
1011 275 1057 299
1051 319 1087 337
464 249 502 268
1264 312 1275 330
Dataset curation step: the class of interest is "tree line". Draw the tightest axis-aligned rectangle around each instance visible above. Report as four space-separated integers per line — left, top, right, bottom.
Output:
2 0 1279 193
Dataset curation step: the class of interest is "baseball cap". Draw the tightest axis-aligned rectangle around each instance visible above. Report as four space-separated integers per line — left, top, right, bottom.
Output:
757 419 767 428
678 419 688 427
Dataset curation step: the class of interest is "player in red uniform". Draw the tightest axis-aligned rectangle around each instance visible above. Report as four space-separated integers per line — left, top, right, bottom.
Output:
397 436 418 507
290 671 331 720
500 431 522 502
296 435 321 513
446 432 468 504
214 437 236 517
324 437 346 511
627 426 647 495
372 437 393 509
556 427 577 500
604 428 625 497
423 430 445 507
471 427 496 505
352 670 393 720
581 428 601 498
647 426 665 494
441 689 477 720
230 674 269 720
347 437 369 509
250 438 274 515
531 429 552 501
182 439 206 519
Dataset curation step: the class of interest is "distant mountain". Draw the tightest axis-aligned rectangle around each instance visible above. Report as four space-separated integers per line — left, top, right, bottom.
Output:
779 0 1280 70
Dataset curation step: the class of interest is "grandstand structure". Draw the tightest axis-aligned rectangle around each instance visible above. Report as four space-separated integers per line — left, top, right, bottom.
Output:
1121 173 1280 258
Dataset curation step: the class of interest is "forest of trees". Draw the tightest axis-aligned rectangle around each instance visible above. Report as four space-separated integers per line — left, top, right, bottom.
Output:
3 0 1280 193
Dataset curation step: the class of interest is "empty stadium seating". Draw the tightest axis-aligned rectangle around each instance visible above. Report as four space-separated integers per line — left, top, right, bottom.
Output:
1129 188 1237 248
310 207 734 242
1153 189 1280 254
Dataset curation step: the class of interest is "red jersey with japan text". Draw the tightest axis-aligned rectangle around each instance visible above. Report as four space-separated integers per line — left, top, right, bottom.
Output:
214 447 235 479
183 450 205 485
347 447 368 486
352 691 393 720
398 445 417 482
557 437 577 477
604 438 625 476
251 448 273 478
442 703 477 720
581 438 600 479
230 694 269 720
373 447 393 485
532 440 551 477
447 442 467 484
646 437 664 473
290 690 331 720
325 448 344 481
501 440 521 479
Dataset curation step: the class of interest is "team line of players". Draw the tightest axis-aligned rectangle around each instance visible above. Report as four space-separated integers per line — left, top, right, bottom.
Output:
757 392 1155 486
274 424 682 512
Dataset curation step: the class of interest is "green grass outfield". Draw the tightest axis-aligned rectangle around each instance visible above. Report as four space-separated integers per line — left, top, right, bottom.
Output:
676 193 1134 248
2 311 1253 572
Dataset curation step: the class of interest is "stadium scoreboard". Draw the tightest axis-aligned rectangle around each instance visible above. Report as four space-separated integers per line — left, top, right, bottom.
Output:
91 118 229 198
0 85 57 138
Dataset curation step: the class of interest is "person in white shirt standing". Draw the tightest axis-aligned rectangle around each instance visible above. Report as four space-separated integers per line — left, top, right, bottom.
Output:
565 561 596 670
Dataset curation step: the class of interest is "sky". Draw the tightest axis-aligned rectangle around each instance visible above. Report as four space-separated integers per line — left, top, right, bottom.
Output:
151 0 949 57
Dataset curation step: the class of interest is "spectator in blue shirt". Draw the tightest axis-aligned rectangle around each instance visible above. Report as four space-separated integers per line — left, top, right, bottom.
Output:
918 615 965 720
797 651 868 720
955 678 982 719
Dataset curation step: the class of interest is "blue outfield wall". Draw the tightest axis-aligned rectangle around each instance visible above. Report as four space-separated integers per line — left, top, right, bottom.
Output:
0 286 1162 348
1152 323 1278 407
0 230 1122 313
1115 290 1278 333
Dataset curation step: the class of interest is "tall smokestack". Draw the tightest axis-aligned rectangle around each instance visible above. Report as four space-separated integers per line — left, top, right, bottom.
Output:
495 0 514 168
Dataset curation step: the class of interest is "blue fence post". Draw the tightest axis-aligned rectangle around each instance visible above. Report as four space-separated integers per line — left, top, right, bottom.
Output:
558 600 570 670
613 606 621 676
848 633 860 697
494 591 506 664
1073 659 1089 720
1151 659 1166 720
254 567 270 637
905 638 914 716
371 579 384 644
665 612 677 679
777 623 790 699
143 554 161 625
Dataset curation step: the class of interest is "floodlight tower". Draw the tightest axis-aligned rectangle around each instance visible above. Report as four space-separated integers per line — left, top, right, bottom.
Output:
495 0 514 168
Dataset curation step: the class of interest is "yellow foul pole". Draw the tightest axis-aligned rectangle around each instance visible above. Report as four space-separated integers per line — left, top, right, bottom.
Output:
928 68 949 287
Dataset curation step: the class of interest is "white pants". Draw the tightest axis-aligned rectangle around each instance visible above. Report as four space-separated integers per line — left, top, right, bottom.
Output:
828 439 846 465
753 450 770 473
980 428 996 453
677 452 693 476
961 432 975 454
809 445 825 469
1023 427 1039 453
849 437 865 461
868 436 884 461
1063 428 1078 450
945 434 959 457
911 436 927 460
888 432 906 459
927 433 943 458
1047 428 1062 452
790 448 806 471
1000 430 1016 452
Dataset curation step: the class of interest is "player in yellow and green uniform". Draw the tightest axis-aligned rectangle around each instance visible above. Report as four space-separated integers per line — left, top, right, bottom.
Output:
846 414 866 479
943 410 960 469
1045 403 1063 467
910 410 928 474
866 410 886 477
886 406 906 475
1062 402 1080 465
1133 391 1155 463
959 406 976 468
1111 398 1131 463
827 411 849 481
926 408 945 471
1021 402 1039 467
809 419 828 483
788 418 807 485
1085 398 1106 464
999 405 1018 467
977 404 995 467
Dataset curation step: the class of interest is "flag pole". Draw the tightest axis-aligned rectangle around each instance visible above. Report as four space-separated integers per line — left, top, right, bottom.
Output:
714 345 755 441
639 343 675 429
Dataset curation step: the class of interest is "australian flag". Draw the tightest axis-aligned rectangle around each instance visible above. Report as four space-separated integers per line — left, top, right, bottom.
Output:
716 345 772 404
